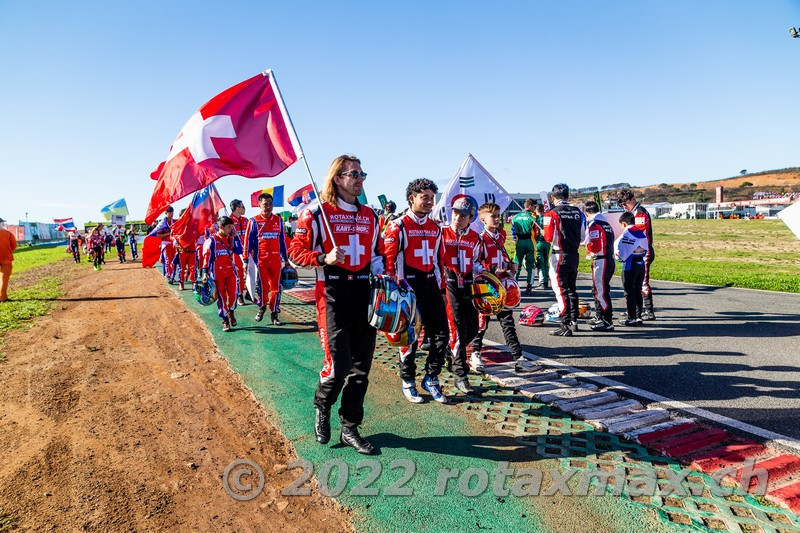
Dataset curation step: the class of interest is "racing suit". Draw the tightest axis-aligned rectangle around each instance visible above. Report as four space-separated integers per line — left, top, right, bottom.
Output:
89 234 104 268
115 235 126 262
176 239 197 284
441 225 484 379
511 210 535 287
289 199 384 429
153 217 177 281
533 214 550 286
383 211 448 381
68 232 80 263
586 213 615 323
244 213 287 314
614 227 649 320
543 201 586 326
630 202 655 313
127 230 138 260
202 232 242 321
470 228 522 359
230 214 249 297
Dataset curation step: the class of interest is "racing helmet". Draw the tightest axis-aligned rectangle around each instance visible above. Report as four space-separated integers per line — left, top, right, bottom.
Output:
495 271 521 309
471 272 507 316
385 314 421 347
280 265 299 290
577 300 593 319
368 275 418 334
193 279 218 306
519 305 545 326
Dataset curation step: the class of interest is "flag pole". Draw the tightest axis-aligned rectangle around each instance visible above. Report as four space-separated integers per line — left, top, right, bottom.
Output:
265 69 334 240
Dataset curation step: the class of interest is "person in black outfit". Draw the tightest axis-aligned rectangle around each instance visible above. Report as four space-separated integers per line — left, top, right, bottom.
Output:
542 183 585 337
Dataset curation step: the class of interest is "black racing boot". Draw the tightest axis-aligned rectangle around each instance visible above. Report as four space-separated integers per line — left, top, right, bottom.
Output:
255 306 266 322
340 426 374 455
271 312 282 325
315 408 331 444
549 324 573 336
641 310 656 321
229 310 237 327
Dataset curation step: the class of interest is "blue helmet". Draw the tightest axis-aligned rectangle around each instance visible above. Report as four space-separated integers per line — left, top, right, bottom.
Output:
280 266 299 290
193 279 218 306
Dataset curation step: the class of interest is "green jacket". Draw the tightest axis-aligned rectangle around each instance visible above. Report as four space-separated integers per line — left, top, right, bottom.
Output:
511 211 534 240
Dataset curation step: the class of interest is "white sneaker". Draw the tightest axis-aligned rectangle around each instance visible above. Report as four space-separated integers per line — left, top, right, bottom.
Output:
470 352 484 373
402 380 424 403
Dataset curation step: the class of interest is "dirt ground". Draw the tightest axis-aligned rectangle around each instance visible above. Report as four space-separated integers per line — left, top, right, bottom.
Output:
0 261 352 532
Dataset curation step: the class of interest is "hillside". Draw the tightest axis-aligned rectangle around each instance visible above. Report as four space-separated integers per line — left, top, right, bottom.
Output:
575 167 800 205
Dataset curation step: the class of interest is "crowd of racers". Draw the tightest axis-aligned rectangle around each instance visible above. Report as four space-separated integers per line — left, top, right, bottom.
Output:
136 155 657 455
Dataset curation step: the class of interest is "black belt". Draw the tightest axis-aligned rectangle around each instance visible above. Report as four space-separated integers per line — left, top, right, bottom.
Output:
593 255 608 259
516 236 531 240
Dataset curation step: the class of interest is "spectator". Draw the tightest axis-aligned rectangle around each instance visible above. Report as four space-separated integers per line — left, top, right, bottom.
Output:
0 218 18 303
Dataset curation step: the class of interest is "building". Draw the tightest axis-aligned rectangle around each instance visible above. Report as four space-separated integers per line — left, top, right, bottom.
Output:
669 202 707 219
643 202 673 218
707 197 792 219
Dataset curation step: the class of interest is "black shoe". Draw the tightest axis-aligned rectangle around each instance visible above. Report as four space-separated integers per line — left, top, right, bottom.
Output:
340 426 374 455
569 321 578 333
641 310 656 321
591 320 615 332
229 311 237 327
237 296 246 306
255 307 266 322
420 337 431 352
588 316 604 326
618 318 641 327
549 325 572 336
271 312 282 325
524 286 532 296
222 319 231 332
315 408 330 444
454 377 475 394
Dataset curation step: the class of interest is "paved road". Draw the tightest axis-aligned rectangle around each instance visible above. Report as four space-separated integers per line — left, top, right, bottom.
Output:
481 274 800 440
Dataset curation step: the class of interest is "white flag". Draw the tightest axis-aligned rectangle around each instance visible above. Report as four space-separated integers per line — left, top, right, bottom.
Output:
432 154 514 231
778 200 800 241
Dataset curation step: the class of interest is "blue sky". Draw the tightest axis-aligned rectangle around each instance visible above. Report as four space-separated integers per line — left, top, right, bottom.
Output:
1 0 799 225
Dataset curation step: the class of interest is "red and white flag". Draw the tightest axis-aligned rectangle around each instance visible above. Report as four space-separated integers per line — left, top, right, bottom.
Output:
145 70 301 224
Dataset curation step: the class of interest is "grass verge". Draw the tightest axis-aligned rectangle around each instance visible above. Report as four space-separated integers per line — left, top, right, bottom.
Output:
0 275 64 361
12 244 71 274
504 218 800 293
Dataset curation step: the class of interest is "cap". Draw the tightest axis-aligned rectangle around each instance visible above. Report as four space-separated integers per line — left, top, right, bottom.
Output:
451 197 476 217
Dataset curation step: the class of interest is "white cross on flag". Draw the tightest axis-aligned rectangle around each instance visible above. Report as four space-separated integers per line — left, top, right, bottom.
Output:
145 70 301 224
343 234 366 267
433 154 514 232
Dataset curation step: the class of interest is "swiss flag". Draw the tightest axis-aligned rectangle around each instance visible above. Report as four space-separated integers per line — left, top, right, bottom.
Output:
145 71 299 224
171 184 227 250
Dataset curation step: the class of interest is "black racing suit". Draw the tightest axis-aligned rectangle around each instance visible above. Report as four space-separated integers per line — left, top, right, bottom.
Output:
543 201 586 326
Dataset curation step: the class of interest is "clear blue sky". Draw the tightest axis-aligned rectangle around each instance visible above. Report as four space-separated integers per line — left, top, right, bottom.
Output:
2 0 799 225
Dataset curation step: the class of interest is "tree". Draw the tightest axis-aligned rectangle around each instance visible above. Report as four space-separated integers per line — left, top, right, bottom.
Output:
740 181 753 187
740 169 748 176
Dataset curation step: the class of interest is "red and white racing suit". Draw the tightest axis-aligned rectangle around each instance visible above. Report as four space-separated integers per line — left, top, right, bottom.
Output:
288 199 383 428
471 227 522 359
230 214 249 297
441 225 484 379
244 213 287 314
383 211 448 381
202 233 242 320
631 202 655 313
586 213 616 322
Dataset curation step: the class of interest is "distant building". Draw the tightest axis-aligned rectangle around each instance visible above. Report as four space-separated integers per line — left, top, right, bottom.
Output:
669 202 707 219
643 202 673 218
707 197 792 219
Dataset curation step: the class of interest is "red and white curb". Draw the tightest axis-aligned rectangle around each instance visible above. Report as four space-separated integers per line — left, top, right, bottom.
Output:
478 342 800 514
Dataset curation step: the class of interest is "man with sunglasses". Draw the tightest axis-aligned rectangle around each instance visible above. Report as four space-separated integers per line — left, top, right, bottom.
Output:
289 155 384 455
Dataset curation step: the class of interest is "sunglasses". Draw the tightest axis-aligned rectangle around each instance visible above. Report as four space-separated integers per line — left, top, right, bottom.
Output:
339 170 367 181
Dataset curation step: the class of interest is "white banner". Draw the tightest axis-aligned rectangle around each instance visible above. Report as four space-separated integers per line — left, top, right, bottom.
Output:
111 214 126 226
432 154 514 232
778 200 800 241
